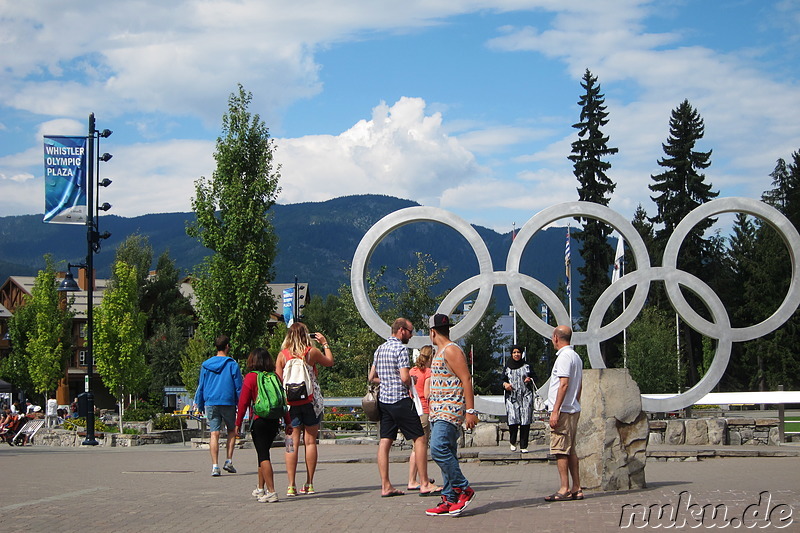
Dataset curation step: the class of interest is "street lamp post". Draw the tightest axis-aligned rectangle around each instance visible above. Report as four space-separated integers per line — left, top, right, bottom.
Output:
58 113 112 446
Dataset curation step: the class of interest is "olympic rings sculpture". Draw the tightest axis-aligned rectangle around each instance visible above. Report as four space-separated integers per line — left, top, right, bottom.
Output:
350 198 800 412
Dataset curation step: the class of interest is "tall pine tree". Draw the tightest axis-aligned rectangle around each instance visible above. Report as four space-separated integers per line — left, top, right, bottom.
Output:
568 69 618 349
648 99 718 386
737 153 800 390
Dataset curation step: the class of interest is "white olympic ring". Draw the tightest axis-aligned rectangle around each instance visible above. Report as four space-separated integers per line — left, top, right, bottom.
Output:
350 198 800 412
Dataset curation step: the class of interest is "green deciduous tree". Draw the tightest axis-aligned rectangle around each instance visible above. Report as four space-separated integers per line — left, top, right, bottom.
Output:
3 257 73 400
389 252 448 329
459 302 508 395
179 335 211 398
94 261 149 422
626 306 683 394
187 84 281 360
568 69 618 338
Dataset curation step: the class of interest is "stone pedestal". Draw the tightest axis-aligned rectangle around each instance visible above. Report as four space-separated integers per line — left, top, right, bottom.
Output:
577 368 648 491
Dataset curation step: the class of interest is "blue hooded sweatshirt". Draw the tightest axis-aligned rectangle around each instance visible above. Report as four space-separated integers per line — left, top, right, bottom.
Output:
194 355 243 411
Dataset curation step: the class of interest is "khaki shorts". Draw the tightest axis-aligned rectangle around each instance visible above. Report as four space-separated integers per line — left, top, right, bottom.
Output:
549 411 580 455
419 413 430 443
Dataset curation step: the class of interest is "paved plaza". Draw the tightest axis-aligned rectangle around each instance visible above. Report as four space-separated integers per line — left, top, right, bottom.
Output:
1 441 799 532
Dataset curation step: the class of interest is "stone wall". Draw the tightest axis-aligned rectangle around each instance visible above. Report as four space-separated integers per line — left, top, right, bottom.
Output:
648 417 782 446
34 428 202 447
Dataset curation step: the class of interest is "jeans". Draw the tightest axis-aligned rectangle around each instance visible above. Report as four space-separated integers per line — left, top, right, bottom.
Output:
430 419 468 502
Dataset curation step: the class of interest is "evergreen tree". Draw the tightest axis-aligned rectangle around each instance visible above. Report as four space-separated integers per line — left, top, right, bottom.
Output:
736 153 800 390
187 84 281 360
648 99 718 385
649 99 718 267
141 251 193 338
568 69 618 346
111 233 153 299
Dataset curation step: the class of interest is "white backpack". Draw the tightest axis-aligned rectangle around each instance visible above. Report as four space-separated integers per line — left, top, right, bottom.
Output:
282 350 313 404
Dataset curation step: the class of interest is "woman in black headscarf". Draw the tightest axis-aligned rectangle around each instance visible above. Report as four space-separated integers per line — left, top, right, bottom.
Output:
502 344 535 452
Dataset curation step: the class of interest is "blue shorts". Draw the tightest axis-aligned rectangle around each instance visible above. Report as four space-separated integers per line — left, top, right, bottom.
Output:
289 402 321 428
205 405 236 432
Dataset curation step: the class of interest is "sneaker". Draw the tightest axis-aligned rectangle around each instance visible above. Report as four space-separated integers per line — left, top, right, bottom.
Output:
286 486 297 497
223 460 237 473
258 491 279 503
425 496 453 516
211 465 221 477
448 486 475 516
510 444 517 451
252 488 265 498
520 448 529 453
300 483 315 494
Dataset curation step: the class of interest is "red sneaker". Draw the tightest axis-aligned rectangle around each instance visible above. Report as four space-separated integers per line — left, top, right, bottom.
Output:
448 486 475 516
425 496 453 516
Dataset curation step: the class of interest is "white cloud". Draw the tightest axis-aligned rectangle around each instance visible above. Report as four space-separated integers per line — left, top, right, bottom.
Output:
276 97 488 206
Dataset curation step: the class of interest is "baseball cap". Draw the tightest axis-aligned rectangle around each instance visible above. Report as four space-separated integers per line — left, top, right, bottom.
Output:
428 313 451 329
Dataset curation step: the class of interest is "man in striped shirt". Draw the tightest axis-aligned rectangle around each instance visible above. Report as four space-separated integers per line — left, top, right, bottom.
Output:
425 313 478 517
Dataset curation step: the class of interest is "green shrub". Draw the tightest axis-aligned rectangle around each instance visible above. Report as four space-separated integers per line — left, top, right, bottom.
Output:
62 417 110 432
123 406 160 422
151 414 186 430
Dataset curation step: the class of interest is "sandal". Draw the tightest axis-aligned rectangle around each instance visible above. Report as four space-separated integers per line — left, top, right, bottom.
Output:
544 491 571 502
571 490 584 500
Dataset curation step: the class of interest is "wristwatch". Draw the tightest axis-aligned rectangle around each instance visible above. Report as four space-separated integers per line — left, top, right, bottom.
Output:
465 408 477 415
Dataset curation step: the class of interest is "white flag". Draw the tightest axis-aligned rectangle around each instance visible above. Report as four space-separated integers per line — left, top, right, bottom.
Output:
612 236 625 283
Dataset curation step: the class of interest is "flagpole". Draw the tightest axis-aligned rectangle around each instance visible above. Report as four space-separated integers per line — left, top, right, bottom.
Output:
613 235 628 368
470 345 474 387
622 257 627 368
566 226 572 326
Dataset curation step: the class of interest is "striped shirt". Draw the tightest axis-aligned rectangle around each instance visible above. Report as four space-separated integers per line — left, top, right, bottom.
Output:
372 336 411 404
429 342 465 427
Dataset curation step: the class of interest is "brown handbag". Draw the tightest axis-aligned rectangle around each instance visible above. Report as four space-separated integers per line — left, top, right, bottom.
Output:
361 383 380 422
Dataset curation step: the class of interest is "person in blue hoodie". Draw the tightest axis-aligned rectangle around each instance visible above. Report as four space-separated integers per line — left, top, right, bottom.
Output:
194 335 243 476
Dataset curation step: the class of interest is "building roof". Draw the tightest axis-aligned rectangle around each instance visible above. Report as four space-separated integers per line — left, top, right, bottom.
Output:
0 274 109 319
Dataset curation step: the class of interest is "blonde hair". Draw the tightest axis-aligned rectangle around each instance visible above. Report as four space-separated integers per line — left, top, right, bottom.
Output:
281 322 311 357
415 345 433 370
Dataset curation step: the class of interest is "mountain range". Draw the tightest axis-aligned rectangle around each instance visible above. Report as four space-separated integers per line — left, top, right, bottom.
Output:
0 194 581 311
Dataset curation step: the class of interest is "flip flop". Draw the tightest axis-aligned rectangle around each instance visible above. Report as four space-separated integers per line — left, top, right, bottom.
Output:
544 491 571 502
381 489 405 498
406 485 420 491
419 488 442 497
571 490 584 500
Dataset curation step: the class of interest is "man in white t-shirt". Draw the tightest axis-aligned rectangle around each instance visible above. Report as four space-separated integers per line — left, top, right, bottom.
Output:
45 396 59 428
544 325 584 502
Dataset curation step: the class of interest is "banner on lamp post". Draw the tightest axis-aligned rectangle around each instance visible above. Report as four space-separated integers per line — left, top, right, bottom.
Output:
283 288 295 326
43 135 88 224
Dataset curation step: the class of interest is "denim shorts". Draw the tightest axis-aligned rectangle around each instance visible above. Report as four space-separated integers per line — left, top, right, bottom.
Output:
205 405 236 432
289 402 322 428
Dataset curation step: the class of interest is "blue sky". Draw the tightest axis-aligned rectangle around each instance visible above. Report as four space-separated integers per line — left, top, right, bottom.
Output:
1 0 798 234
